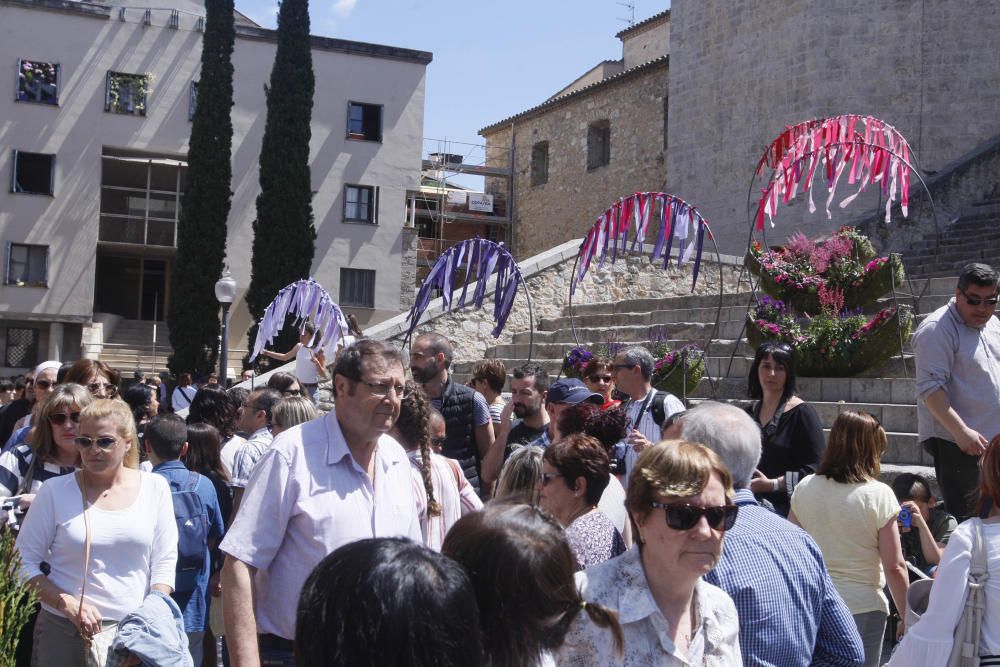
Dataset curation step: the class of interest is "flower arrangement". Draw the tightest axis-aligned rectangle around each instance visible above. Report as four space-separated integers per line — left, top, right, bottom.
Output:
650 342 704 396
746 226 902 312
561 346 593 379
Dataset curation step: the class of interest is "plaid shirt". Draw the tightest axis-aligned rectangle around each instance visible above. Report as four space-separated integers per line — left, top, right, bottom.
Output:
705 489 864 666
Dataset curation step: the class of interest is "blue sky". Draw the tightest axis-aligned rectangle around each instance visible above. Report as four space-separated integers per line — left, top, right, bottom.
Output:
238 0 669 165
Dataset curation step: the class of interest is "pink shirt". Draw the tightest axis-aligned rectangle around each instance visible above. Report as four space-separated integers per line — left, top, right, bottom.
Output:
407 450 483 551
220 408 421 639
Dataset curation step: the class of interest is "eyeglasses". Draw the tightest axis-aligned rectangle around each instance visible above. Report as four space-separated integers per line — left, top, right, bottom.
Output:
74 436 118 450
35 379 55 390
540 472 564 486
430 436 447 448
360 380 408 398
960 288 999 307
87 382 117 395
49 412 81 425
650 501 739 531
587 375 613 383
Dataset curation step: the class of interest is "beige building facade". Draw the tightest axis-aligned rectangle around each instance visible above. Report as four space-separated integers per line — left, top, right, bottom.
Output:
480 11 670 260
0 0 430 373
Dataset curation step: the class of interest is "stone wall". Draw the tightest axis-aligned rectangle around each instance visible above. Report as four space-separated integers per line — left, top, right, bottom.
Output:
370 239 745 364
482 61 669 260
667 0 1000 256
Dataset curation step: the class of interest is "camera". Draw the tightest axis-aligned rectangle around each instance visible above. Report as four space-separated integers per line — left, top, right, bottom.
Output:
898 507 912 529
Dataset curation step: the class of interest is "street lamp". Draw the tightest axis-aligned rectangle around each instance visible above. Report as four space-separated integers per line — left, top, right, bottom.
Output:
215 269 237 384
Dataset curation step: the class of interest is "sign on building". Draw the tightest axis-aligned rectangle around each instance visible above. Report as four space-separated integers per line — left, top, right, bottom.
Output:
468 193 494 212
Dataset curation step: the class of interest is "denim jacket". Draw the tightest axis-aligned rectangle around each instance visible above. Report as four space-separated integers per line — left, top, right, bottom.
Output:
106 591 192 667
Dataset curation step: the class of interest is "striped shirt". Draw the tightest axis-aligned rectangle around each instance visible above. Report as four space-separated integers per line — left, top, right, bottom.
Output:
0 443 77 497
408 450 483 551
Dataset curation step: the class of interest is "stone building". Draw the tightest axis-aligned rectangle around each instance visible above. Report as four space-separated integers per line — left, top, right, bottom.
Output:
483 1 1000 261
479 11 670 260
0 0 431 374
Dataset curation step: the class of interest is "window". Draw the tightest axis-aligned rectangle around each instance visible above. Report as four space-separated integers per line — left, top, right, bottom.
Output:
99 150 186 246
105 71 150 115
340 268 375 308
10 151 54 195
4 327 39 368
189 81 198 121
347 102 382 142
344 184 378 223
5 243 47 287
531 141 549 186
17 59 59 105
587 120 611 170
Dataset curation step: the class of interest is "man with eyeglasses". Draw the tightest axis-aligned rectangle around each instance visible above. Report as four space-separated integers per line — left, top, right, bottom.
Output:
221 339 420 667
683 402 864 667
912 262 1000 522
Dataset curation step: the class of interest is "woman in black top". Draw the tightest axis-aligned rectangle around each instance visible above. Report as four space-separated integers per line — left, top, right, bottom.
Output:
746 341 825 515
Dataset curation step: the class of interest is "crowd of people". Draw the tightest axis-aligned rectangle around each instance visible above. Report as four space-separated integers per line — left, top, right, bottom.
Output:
0 263 998 666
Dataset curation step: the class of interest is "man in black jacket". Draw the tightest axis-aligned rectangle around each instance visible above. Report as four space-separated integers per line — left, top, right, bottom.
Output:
410 332 495 493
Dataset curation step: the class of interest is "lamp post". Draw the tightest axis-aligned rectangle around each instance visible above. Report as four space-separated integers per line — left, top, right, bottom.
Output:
214 269 237 384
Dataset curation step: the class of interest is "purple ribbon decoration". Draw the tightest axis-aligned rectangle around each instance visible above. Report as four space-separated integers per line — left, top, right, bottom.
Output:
250 278 348 363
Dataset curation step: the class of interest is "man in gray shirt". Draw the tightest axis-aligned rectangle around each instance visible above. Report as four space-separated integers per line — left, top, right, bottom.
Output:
912 262 1000 521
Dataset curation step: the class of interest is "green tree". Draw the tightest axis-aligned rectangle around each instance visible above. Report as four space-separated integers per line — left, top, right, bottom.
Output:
244 0 316 368
167 0 235 377
0 529 38 666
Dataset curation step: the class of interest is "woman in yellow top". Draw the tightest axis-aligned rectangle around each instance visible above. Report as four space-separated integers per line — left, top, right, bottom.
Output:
789 411 909 667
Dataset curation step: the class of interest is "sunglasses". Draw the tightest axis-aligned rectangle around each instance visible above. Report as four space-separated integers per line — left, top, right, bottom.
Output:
35 379 55 390
960 288 999 307
74 436 118 450
283 389 302 397
650 501 738 531
540 472 564 486
87 382 118 395
430 436 447 448
49 412 81 425
587 375 613 383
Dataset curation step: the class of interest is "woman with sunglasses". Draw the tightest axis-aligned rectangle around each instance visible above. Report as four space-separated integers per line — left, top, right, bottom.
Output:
746 341 825 516
582 357 621 410
267 371 304 398
63 358 121 400
558 440 741 665
16 399 177 666
11 360 61 434
539 433 625 570
789 411 909 667
0 383 92 510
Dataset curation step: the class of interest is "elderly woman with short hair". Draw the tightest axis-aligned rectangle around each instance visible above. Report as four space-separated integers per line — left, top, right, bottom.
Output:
557 440 742 665
539 433 625 570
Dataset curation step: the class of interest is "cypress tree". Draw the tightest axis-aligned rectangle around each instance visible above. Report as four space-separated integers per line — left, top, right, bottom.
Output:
244 0 316 369
167 0 235 377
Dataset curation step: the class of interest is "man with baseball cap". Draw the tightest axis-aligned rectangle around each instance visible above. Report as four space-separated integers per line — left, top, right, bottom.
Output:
527 378 604 448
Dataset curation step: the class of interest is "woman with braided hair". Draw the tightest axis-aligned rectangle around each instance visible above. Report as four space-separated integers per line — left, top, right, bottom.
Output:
390 382 482 550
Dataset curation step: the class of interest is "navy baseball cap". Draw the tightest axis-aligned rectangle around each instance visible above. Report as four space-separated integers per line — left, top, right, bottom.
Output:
547 378 604 405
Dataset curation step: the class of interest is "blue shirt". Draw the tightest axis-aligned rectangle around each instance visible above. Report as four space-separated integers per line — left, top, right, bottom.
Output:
704 489 864 667
152 460 225 633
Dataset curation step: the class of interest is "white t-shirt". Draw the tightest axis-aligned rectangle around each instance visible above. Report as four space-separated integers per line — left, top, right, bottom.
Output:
294 345 318 384
16 471 178 621
219 434 246 479
597 474 629 537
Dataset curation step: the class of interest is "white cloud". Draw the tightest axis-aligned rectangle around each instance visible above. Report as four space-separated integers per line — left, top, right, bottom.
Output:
330 0 357 16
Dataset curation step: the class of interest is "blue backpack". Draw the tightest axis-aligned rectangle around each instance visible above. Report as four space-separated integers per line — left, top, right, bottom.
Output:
159 470 208 594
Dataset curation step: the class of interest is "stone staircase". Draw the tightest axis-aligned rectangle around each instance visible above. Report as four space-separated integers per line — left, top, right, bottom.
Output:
454 276 968 473
902 199 1000 278
98 320 172 375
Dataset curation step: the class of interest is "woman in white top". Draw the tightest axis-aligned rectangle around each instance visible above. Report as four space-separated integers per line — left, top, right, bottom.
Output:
558 440 742 666
790 411 909 667
259 323 320 399
16 399 177 666
888 436 1000 665
391 384 482 551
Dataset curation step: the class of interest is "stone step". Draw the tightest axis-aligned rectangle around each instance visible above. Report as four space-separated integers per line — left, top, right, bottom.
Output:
513 320 746 344
694 398 918 434
692 376 916 405
566 292 754 317
482 338 756 362
539 305 752 331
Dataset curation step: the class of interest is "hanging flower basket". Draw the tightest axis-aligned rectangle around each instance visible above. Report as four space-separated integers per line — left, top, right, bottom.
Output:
561 346 594 379
746 305 912 377
651 344 704 395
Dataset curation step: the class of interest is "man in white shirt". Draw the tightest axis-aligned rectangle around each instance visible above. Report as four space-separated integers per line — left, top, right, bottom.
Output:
220 339 420 667
612 346 685 483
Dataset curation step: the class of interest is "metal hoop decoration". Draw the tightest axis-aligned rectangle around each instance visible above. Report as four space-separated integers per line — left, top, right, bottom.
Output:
249 278 349 362
566 192 725 397
404 237 534 360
